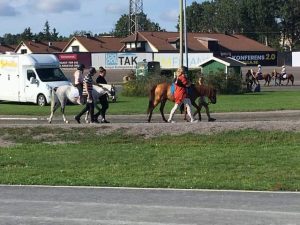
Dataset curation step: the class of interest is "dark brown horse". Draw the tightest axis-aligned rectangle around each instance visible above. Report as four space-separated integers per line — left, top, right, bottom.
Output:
147 82 217 122
252 71 272 86
272 70 294 86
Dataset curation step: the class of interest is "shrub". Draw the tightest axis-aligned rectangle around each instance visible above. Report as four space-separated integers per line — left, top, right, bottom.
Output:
204 71 243 94
122 73 171 97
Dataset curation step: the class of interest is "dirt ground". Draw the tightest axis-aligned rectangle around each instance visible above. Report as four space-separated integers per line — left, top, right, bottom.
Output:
1 110 300 147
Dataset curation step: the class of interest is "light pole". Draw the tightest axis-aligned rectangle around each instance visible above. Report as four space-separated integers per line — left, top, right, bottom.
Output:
184 0 188 70
179 0 183 68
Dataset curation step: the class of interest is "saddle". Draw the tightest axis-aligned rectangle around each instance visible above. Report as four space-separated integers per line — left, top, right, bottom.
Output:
170 83 192 96
257 73 263 80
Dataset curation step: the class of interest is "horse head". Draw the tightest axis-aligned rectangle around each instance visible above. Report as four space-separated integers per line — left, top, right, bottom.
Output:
196 84 217 104
97 84 116 102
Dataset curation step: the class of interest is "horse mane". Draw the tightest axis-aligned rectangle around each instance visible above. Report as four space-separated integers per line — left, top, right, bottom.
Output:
194 83 214 96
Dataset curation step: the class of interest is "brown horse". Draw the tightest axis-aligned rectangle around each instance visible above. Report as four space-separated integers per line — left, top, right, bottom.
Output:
147 82 217 122
252 72 272 86
272 70 294 86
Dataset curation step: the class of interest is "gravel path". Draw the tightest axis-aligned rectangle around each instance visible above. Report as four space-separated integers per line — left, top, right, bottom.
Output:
1 110 300 141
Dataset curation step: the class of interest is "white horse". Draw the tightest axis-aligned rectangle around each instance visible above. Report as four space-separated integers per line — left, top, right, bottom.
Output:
100 84 117 102
48 85 111 123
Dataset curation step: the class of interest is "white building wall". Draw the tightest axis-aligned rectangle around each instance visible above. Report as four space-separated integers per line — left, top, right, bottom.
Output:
154 53 213 69
64 39 88 52
292 52 300 67
15 45 32 54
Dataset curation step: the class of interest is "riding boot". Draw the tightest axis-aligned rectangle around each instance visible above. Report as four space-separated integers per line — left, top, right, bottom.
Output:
94 112 101 123
88 102 95 123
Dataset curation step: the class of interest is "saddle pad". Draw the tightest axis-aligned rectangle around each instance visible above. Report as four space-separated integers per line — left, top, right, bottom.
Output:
171 83 175 95
187 87 193 96
70 87 80 99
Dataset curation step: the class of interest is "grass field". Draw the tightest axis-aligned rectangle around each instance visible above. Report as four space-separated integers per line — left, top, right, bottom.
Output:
0 90 300 116
1 91 300 191
0 127 299 191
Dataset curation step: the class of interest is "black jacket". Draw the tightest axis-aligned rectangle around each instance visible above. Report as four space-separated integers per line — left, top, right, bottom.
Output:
96 75 107 84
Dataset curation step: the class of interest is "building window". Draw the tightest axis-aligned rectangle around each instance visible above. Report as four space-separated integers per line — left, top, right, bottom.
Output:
72 46 79 52
21 49 27 54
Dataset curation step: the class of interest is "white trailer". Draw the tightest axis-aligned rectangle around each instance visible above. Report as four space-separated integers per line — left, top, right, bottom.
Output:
0 53 71 106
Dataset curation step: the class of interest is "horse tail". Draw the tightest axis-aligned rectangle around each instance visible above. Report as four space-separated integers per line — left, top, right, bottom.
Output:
291 74 294 85
147 85 156 114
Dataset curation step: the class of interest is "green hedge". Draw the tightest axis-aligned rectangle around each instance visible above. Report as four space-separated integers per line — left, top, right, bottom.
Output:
122 70 244 96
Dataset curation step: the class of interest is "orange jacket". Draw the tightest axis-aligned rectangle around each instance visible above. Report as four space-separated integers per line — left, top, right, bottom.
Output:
174 74 188 104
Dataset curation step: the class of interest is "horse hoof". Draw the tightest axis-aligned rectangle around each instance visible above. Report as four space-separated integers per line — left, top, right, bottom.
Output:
65 121 69 124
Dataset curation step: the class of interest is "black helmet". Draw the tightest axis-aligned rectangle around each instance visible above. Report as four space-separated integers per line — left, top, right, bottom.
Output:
89 67 96 75
77 64 85 70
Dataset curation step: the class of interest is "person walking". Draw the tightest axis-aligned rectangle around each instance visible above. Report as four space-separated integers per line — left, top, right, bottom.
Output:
73 64 85 104
74 67 97 124
95 66 110 123
197 76 216 122
168 67 197 123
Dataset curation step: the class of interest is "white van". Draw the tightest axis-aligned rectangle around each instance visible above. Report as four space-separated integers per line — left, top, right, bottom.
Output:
0 53 71 106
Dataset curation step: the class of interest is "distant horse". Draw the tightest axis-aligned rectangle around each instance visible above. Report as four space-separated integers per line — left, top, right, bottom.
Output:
147 82 217 122
252 71 272 86
272 70 294 86
48 85 112 123
245 70 254 91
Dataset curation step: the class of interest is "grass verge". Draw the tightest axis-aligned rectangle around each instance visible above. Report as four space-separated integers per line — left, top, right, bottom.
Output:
0 91 300 116
0 127 299 191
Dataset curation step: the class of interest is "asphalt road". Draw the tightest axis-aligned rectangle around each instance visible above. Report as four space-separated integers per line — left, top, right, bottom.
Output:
0 185 299 225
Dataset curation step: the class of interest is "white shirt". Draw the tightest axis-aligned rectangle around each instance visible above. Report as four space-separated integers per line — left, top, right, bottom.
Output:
74 70 84 85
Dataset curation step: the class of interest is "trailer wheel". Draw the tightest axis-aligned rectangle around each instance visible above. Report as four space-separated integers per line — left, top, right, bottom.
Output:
37 94 47 107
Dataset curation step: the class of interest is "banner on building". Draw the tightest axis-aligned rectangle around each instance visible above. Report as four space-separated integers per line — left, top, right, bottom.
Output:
223 52 277 66
92 53 152 69
55 53 91 68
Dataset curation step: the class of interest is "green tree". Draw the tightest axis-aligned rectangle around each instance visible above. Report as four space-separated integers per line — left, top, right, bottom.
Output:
239 0 280 47
213 0 242 33
20 27 33 41
113 13 163 37
113 14 129 37
43 20 51 40
277 0 300 50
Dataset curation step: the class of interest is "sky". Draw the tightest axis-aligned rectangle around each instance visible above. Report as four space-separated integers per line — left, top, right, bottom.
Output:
0 0 204 37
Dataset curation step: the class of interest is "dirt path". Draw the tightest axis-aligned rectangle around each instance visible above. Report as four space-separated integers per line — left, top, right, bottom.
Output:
1 111 300 140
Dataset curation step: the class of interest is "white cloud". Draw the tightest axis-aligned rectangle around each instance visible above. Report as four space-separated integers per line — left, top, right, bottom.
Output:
105 4 127 15
33 0 81 13
0 2 18 16
160 9 178 22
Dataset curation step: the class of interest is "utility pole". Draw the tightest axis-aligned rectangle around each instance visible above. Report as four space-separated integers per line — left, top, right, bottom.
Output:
184 0 188 70
179 0 183 67
129 0 143 35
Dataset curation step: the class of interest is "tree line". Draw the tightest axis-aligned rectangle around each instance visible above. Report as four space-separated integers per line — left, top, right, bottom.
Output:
1 0 299 51
183 0 300 51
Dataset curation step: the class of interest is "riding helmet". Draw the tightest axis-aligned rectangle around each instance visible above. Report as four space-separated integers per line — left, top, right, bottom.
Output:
89 67 97 75
77 64 85 70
